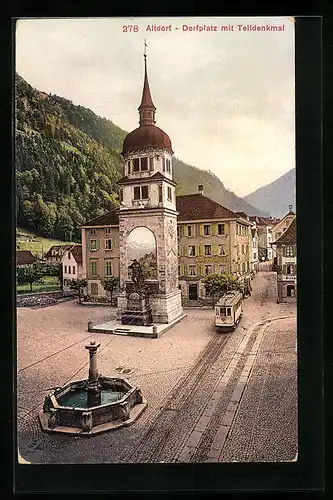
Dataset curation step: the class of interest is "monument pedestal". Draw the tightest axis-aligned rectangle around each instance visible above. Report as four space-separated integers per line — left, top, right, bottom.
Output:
121 292 153 326
150 289 183 324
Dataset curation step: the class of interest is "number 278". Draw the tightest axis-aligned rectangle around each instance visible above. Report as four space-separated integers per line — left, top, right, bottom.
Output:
123 25 139 32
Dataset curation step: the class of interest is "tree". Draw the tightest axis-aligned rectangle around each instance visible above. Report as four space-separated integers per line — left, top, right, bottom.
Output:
101 277 120 305
203 273 244 306
69 278 87 304
17 263 44 292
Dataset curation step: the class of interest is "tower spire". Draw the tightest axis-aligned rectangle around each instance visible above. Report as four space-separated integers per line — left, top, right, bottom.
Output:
138 40 156 126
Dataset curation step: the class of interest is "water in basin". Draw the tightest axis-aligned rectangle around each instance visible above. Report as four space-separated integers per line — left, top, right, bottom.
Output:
58 389 125 408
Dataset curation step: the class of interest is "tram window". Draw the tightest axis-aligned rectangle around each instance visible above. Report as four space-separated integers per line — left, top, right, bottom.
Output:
220 307 226 316
226 308 231 316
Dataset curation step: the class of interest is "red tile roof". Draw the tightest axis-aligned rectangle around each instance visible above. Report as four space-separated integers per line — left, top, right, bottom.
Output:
81 208 119 227
16 250 36 265
69 245 82 264
176 194 238 221
82 194 250 227
44 245 73 258
273 218 296 245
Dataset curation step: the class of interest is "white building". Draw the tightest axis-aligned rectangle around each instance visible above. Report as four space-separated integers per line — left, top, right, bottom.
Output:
61 245 83 290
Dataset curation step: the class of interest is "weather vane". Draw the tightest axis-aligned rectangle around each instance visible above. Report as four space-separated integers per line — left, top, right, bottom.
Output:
144 39 147 59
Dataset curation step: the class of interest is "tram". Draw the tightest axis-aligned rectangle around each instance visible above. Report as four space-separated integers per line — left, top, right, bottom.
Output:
215 291 243 331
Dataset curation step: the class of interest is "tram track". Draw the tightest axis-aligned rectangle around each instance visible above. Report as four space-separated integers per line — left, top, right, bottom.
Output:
120 330 229 462
120 283 275 463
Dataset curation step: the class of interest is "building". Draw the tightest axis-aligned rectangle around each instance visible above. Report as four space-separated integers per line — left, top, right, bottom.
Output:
44 245 73 263
272 217 297 303
61 245 83 290
271 205 296 243
176 190 252 303
250 224 259 273
81 210 120 299
80 188 253 304
271 205 296 269
249 216 279 261
16 250 37 266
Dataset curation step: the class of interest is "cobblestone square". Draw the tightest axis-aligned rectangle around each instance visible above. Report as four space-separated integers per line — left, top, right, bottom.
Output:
17 270 297 464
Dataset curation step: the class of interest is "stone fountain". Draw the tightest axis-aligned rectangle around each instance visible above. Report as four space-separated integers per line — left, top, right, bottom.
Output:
39 341 147 436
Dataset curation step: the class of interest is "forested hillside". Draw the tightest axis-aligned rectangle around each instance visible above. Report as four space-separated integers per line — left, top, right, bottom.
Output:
15 74 266 242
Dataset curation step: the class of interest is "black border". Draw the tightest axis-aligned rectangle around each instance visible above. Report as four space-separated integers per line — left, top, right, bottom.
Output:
5 11 323 496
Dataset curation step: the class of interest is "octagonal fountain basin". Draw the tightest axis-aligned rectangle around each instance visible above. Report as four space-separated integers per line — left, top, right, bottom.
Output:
39 376 147 436
38 341 147 436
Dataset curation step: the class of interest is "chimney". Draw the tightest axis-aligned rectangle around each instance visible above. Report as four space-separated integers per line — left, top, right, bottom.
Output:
289 204 293 213
198 184 204 195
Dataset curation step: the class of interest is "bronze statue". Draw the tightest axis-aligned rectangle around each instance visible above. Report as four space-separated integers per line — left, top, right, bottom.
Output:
129 259 144 286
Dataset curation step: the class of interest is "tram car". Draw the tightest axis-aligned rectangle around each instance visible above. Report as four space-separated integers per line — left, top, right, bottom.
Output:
215 291 243 331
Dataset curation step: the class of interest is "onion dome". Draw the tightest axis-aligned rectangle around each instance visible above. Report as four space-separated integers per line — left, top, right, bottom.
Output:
122 52 172 155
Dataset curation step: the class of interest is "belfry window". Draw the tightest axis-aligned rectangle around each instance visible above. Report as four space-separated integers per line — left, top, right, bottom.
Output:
141 157 148 171
149 157 154 171
133 158 140 172
134 185 149 200
166 159 171 173
158 185 163 203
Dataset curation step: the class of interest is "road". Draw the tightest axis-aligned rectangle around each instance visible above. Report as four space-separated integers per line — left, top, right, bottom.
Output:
17 269 297 463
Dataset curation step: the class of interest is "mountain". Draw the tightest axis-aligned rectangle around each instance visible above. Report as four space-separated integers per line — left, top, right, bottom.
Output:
15 74 267 241
243 169 296 219
172 159 268 217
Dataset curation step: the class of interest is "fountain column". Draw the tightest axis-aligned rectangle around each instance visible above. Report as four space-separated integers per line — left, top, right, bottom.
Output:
85 341 101 385
85 341 101 407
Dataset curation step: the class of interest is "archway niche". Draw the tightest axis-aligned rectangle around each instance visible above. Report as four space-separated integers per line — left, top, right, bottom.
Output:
126 227 157 280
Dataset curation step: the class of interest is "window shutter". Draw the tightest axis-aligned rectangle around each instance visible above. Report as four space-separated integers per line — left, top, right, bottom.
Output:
184 225 188 237
96 239 100 250
212 224 217 236
199 244 203 256
200 264 205 276
224 223 228 234
199 224 204 236
180 264 184 276
212 244 218 255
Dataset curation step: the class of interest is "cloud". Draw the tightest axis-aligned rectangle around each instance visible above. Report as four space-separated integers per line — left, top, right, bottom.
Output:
15 17 295 196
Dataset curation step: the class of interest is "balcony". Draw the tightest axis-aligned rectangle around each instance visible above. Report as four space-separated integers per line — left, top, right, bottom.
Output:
131 199 150 208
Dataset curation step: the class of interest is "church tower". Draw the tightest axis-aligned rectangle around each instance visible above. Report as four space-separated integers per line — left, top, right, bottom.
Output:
117 47 183 324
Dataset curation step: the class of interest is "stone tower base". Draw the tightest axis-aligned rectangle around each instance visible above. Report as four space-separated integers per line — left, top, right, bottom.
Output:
117 289 183 325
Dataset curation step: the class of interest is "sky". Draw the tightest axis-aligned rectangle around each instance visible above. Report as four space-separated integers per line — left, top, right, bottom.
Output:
15 17 295 197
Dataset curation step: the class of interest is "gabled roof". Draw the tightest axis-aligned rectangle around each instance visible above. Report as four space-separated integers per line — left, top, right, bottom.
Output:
271 211 295 230
68 245 82 264
44 245 72 258
81 208 119 227
176 194 238 222
16 250 36 265
249 216 279 226
272 218 296 245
